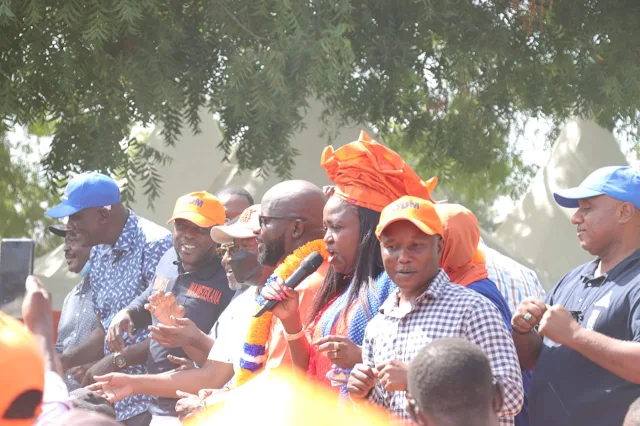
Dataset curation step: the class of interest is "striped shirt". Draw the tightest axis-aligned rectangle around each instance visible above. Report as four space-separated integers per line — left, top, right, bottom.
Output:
361 269 523 425
481 243 546 314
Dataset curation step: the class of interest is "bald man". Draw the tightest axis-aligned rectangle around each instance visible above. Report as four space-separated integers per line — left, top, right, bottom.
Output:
256 180 327 267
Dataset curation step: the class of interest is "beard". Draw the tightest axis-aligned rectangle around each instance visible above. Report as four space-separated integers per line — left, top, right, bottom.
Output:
258 238 286 267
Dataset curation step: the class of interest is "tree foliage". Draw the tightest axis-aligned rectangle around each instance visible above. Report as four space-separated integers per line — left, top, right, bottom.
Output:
0 133 59 254
0 0 639 214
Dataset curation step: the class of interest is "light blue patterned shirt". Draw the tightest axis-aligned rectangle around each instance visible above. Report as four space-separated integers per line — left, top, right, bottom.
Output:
90 210 172 422
55 276 97 392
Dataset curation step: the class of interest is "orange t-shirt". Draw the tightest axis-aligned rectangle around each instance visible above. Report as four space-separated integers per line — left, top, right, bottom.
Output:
264 261 329 370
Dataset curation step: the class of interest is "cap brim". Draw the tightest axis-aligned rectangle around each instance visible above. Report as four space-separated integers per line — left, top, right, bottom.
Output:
45 203 83 219
376 217 441 239
210 224 256 244
167 212 222 228
553 187 604 208
48 225 68 238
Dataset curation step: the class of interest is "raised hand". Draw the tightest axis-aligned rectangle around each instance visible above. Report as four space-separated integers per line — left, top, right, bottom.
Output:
149 316 202 349
145 291 185 326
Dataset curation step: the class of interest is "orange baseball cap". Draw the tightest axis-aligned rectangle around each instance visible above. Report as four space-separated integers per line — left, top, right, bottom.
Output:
0 311 44 425
375 196 444 240
167 191 226 228
210 205 260 244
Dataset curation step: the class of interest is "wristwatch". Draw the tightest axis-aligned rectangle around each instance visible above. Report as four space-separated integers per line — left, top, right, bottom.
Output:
113 352 127 369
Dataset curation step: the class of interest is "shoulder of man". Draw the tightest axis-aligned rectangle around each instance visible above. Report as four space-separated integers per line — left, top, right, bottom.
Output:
546 260 596 303
131 212 172 243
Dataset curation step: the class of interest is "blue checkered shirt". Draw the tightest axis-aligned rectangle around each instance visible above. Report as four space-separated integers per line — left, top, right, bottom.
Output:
361 269 523 425
481 242 546 314
90 211 172 421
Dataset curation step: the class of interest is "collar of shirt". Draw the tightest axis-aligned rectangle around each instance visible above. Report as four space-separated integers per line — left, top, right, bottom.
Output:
580 248 640 284
74 275 91 295
379 269 450 318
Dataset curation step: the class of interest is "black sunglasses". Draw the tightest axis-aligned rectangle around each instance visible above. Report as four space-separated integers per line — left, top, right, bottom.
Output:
258 215 308 228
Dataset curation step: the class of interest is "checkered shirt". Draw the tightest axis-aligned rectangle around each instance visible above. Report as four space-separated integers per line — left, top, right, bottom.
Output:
361 269 523 426
481 242 546 314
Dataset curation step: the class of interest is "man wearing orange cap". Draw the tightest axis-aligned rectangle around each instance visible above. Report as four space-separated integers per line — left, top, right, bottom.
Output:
103 192 235 426
347 196 523 426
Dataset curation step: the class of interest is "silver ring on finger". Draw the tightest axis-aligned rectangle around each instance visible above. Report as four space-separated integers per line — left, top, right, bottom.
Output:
331 350 339 358
523 312 533 321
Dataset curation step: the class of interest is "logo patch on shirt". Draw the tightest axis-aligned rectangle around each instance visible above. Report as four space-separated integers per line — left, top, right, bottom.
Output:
585 309 601 330
185 282 223 304
594 290 613 308
152 275 171 292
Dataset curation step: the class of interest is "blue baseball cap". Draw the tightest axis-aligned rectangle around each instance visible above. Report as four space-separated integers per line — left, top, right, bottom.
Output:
553 166 640 209
45 172 121 218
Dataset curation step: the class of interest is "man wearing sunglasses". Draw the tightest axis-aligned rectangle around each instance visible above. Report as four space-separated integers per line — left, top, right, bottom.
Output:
102 192 235 426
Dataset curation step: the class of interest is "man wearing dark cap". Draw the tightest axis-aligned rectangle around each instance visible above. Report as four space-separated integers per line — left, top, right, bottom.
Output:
512 166 640 426
46 171 173 426
48 225 97 392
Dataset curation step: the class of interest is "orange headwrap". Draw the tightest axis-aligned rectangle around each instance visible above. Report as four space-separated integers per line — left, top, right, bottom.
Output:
435 203 489 286
320 130 438 212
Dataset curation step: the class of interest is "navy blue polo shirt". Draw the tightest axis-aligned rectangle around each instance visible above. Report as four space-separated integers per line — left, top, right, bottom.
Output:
132 248 233 417
529 249 640 426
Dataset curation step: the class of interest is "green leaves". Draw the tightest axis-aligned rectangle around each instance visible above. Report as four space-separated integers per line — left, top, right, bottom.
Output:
0 0 638 222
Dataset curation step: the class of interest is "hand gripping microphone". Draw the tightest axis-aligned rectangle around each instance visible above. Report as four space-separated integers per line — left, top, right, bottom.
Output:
254 251 324 318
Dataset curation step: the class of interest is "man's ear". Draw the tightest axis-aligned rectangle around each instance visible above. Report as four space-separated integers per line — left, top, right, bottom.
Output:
290 219 305 239
492 382 505 414
436 236 444 258
98 207 111 225
618 202 635 224
407 394 428 426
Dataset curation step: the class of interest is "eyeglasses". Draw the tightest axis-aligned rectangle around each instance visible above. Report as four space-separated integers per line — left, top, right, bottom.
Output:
216 245 232 258
258 215 308 228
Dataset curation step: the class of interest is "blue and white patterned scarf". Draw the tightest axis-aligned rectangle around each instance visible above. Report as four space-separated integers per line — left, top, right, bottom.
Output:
319 271 396 396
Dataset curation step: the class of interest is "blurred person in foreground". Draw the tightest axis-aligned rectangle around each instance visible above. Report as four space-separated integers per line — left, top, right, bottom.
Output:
512 166 640 426
407 338 504 426
0 276 74 424
347 196 522 425
48 225 97 392
183 367 394 426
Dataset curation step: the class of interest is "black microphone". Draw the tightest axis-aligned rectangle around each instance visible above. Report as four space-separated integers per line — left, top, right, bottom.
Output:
254 251 324 318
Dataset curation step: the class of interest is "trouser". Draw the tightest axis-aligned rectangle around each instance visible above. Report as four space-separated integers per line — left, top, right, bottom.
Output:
149 415 182 426
123 410 152 426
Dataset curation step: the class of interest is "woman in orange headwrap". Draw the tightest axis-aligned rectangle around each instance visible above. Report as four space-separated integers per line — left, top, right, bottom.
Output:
262 130 436 396
435 204 531 426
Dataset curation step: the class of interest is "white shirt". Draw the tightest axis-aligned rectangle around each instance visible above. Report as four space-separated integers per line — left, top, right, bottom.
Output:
207 287 259 385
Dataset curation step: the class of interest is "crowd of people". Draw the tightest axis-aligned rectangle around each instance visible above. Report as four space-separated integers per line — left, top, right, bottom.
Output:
2 130 640 426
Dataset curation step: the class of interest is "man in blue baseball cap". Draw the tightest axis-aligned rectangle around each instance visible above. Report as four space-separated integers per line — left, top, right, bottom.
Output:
509 165 640 426
47 172 173 426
